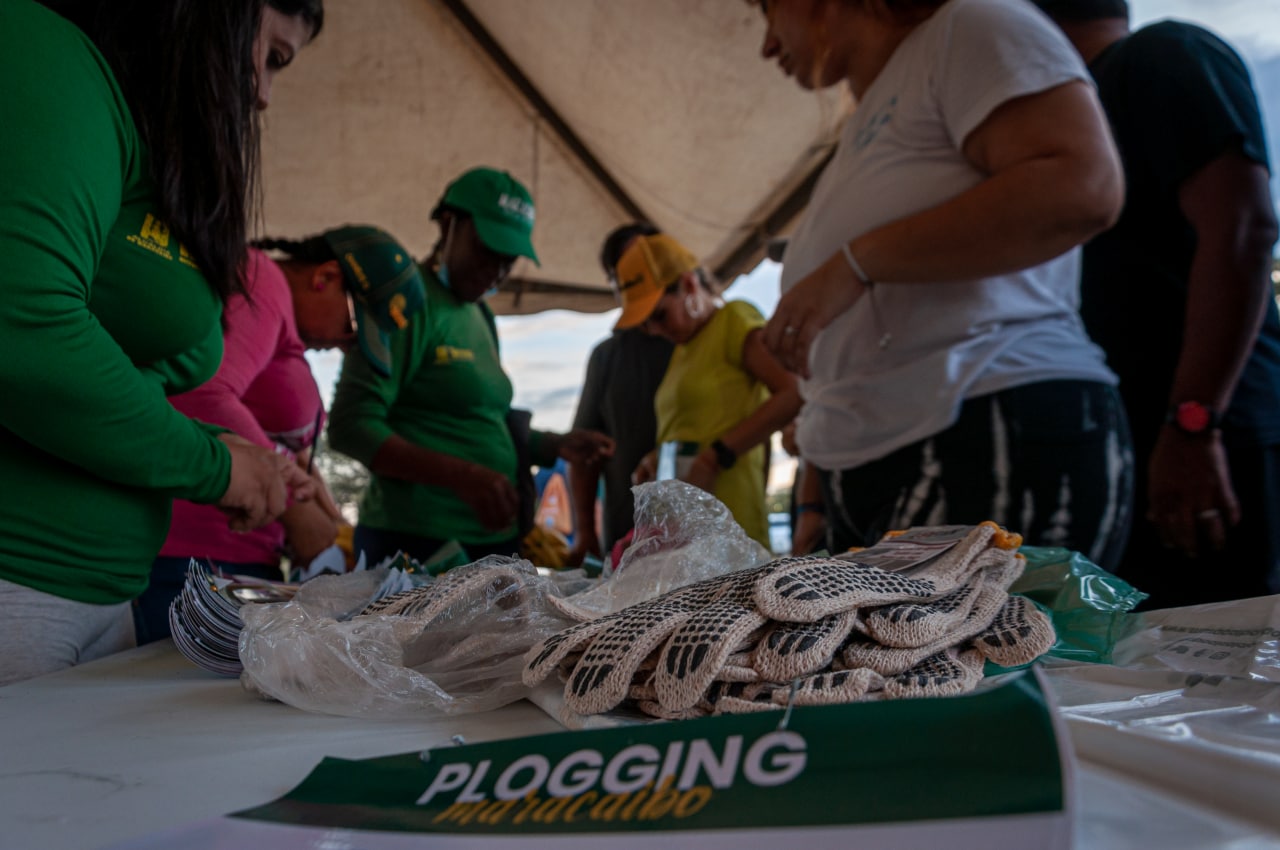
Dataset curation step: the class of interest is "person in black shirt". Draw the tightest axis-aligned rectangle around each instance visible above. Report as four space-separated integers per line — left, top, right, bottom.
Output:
1036 0 1280 607
566 224 674 565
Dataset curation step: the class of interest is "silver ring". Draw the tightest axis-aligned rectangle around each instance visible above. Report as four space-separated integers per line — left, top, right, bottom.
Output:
783 326 798 336
1197 509 1221 520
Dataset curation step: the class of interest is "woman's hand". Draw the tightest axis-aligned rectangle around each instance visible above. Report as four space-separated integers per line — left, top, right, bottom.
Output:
1146 430 1240 558
632 450 658 485
763 252 865 378
217 434 315 532
566 532 601 568
456 464 521 531
792 508 827 556
554 428 616 465
279 455 342 565
682 450 719 495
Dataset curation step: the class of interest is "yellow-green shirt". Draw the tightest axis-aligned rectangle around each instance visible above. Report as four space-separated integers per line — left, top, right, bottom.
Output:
654 300 770 547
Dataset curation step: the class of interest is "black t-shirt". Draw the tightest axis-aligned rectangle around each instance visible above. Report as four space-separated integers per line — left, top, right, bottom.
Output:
1084 21 1280 445
572 329 673 549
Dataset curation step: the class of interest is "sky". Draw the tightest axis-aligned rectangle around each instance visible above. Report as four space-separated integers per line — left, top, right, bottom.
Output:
308 0 1280 490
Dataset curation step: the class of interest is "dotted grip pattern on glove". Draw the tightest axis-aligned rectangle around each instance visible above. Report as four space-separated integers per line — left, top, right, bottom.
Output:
523 522 1055 720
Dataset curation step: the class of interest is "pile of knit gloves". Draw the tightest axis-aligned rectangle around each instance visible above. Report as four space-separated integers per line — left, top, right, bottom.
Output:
523 522 1055 720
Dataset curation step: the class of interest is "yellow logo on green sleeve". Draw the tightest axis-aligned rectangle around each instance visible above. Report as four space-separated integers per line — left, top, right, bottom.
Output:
434 346 476 365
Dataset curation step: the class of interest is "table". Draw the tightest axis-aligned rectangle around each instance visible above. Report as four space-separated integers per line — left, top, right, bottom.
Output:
1 640 1277 850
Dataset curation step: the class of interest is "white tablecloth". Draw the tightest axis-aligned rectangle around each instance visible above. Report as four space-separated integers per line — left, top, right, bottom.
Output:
1 623 1278 849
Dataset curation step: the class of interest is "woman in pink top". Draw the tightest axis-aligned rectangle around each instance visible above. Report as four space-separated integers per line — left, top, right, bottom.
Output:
137 227 426 643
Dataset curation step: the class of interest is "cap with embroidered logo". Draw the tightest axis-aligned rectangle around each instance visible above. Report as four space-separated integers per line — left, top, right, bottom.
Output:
612 233 699 330
322 225 426 377
432 167 540 265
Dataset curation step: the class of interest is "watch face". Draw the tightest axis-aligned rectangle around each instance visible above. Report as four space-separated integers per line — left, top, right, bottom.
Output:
1174 401 1212 433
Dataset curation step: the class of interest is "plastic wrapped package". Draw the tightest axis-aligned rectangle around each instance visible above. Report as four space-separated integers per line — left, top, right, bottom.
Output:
1010 546 1148 664
552 480 772 620
239 557 579 718
1040 594 1280 836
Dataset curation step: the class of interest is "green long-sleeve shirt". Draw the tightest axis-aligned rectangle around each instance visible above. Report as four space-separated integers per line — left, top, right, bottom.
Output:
0 0 231 604
328 270 518 545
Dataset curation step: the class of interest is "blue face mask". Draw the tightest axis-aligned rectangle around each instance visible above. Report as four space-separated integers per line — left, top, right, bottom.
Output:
438 262 452 291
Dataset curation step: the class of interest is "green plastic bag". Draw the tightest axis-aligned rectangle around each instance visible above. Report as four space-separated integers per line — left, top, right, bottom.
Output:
1010 546 1148 664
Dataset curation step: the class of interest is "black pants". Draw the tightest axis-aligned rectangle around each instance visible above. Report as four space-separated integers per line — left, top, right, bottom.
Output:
818 380 1133 572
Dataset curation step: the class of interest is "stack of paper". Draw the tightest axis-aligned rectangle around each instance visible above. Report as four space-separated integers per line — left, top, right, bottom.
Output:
169 562 292 676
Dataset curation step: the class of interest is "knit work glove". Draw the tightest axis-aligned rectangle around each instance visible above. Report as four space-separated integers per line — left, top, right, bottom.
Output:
838 554 1024 675
751 609 862 682
754 522 1015 623
523 565 770 715
880 648 987 700
968 594 1056 668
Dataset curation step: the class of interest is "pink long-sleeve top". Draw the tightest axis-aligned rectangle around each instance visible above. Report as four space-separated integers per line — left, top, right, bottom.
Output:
159 250 323 566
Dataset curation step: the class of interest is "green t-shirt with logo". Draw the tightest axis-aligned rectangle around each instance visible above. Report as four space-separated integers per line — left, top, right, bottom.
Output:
0 0 231 605
329 270 518 545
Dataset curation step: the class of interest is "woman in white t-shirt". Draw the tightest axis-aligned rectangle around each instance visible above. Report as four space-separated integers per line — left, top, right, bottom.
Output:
756 0 1133 569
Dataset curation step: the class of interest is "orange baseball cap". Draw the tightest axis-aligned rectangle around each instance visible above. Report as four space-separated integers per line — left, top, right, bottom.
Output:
612 234 699 330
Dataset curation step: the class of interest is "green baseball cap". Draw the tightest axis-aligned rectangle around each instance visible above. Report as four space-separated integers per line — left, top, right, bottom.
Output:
323 225 426 377
433 167 540 265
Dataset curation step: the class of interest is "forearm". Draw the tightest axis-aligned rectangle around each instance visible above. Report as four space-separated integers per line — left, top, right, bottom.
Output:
528 429 559 469
850 157 1118 286
716 387 802 458
1171 153 1280 412
848 81 1121 286
567 460 600 547
797 460 824 507
369 433 492 491
1170 246 1273 412
278 498 339 563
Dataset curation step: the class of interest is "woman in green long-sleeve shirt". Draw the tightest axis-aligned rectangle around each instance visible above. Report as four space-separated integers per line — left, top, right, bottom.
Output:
0 0 313 686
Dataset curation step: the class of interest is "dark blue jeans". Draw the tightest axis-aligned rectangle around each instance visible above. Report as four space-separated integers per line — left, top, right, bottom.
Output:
818 380 1134 572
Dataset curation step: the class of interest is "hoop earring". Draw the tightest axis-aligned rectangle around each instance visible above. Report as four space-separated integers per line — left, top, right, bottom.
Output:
685 294 702 319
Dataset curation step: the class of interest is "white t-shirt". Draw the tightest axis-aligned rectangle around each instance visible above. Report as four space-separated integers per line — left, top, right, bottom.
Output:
781 0 1116 472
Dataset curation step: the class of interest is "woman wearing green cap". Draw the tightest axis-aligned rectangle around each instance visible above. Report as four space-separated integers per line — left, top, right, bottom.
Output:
328 167 615 567
137 226 427 644
0 0 321 685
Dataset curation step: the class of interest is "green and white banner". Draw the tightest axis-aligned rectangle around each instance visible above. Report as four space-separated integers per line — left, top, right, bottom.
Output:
112 671 1072 849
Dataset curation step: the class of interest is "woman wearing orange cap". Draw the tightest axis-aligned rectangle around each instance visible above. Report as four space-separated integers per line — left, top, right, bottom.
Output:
615 234 801 549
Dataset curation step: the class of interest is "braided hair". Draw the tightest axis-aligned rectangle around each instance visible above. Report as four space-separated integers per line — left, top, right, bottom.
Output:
251 234 336 264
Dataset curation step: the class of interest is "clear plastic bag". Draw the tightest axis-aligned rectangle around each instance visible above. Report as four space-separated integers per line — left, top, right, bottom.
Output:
238 557 578 718
1040 595 1280 835
552 480 772 620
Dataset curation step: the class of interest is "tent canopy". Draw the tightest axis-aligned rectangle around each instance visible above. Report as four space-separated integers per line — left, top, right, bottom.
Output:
261 0 852 314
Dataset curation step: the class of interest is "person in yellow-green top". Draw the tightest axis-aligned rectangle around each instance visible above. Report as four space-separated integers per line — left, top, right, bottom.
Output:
328 168 615 567
616 234 802 548
0 0 316 687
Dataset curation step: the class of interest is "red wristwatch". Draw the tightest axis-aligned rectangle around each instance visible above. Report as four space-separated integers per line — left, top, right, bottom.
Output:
1166 401 1222 435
